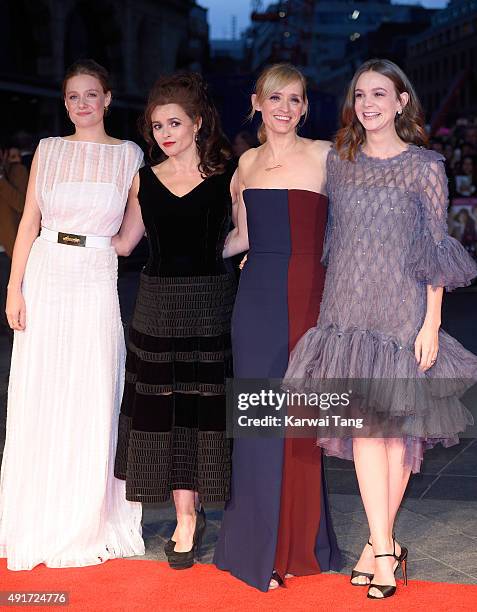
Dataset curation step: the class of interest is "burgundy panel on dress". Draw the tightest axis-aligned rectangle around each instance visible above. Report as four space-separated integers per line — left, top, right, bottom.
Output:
274 190 328 577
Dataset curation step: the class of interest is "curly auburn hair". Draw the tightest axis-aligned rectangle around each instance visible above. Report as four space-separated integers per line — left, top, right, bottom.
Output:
140 72 231 176
335 58 428 161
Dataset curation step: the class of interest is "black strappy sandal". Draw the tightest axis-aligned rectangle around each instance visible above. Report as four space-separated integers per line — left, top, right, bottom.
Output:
367 539 408 600
350 539 374 586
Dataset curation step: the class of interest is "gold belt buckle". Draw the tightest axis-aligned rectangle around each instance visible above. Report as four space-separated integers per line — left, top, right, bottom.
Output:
57 232 86 247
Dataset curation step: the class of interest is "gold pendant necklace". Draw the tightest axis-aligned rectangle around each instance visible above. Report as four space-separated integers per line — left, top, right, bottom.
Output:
265 163 282 171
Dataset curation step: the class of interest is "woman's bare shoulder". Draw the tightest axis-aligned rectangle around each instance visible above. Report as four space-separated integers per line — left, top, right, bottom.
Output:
302 139 332 167
238 146 262 172
312 139 333 153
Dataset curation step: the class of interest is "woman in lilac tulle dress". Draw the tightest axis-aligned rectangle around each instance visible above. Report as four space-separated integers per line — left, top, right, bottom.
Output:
285 59 477 600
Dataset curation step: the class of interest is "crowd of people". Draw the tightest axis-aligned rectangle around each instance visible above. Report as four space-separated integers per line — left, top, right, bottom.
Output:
430 120 477 258
0 57 476 606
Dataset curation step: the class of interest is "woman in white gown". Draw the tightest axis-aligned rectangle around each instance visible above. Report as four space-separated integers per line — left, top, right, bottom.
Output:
0 59 145 571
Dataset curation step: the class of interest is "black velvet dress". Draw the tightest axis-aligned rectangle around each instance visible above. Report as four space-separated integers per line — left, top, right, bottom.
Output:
114 164 236 503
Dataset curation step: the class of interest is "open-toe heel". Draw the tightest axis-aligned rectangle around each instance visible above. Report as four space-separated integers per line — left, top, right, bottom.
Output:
350 539 374 586
367 538 408 600
269 570 285 590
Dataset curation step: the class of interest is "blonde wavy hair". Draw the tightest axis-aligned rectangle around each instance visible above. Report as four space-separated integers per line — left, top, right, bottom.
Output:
249 63 308 144
335 58 428 161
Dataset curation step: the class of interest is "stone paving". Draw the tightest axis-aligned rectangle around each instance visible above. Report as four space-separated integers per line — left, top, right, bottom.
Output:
1 284 476 586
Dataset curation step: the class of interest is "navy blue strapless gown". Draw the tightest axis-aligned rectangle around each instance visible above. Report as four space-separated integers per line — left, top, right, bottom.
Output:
214 189 342 591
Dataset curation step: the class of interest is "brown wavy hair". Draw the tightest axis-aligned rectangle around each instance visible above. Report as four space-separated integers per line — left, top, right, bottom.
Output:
249 63 308 144
140 72 231 176
335 58 428 161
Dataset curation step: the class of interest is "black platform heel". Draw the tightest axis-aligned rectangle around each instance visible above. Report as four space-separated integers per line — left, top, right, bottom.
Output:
166 507 207 570
367 539 408 600
164 506 206 556
350 539 374 586
164 538 175 555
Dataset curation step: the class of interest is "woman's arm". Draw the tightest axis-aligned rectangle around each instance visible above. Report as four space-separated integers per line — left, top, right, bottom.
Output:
414 285 443 371
223 168 249 258
6 150 41 331
112 173 145 256
413 153 467 372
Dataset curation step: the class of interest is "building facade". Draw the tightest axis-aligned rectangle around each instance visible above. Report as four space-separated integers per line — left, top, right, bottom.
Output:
0 0 208 141
246 1 434 84
317 10 435 99
407 0 477 123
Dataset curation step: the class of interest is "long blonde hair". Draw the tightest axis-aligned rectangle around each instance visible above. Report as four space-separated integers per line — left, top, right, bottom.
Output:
249 63 308 144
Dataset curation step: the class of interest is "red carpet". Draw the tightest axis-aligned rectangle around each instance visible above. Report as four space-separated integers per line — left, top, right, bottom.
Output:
2 559 477 611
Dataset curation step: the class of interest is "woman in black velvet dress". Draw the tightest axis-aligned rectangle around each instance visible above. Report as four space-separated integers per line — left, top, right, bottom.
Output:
113 73 235 569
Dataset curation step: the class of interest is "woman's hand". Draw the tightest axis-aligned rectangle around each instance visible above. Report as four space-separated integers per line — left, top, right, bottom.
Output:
111 234 121 255
414 323 439 371
113 173 145 257
6 288 26 331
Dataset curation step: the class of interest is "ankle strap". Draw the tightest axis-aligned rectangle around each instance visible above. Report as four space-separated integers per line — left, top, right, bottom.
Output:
374 537 397 559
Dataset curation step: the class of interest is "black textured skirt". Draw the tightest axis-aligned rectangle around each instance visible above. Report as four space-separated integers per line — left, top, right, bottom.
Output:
114 272 235 503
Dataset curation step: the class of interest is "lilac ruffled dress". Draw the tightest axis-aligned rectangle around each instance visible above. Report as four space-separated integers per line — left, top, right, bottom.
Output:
284 145 477 472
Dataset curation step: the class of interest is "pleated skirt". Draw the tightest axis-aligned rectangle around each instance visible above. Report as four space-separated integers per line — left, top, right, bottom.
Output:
114 272 235 503
0 237 144 571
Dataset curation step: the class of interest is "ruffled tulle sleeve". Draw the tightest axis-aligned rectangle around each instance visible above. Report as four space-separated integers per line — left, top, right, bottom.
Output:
409 150 477 290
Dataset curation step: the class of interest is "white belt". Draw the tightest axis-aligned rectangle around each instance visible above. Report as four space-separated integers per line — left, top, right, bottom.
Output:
40 227 112 249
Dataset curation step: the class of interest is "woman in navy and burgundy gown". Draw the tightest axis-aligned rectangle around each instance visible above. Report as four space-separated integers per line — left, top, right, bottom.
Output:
215 63 341 592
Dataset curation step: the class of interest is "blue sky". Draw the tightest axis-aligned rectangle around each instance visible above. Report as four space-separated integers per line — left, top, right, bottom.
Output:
199 0 449 40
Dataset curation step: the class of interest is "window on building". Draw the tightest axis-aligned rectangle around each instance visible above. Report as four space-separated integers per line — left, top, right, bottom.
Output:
317 13 346 25
462 22 472 36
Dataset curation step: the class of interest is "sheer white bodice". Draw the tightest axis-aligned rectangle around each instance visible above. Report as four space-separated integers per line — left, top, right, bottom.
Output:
36 137 143 236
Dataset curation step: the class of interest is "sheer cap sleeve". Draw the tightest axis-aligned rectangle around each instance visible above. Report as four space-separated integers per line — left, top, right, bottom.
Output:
409 148 477 290
126 141 144 178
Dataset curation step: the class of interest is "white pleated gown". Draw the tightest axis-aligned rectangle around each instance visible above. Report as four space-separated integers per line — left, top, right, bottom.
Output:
0 137 145 570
